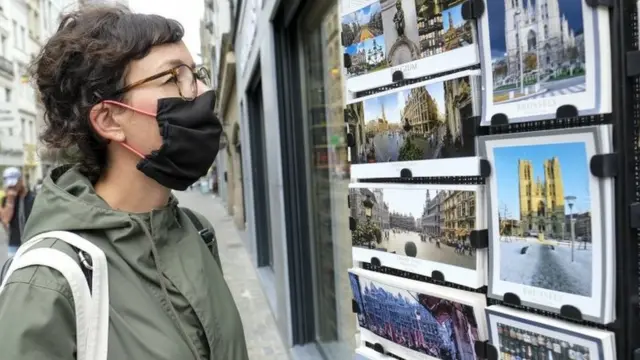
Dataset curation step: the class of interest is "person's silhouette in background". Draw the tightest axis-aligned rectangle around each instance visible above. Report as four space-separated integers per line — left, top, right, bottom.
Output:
0 167 35 257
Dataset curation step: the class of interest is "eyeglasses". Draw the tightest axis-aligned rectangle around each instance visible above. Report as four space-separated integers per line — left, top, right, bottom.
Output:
111 64 211 101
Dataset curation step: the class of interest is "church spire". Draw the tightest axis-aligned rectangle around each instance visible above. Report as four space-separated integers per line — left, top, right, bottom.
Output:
381 102 386 122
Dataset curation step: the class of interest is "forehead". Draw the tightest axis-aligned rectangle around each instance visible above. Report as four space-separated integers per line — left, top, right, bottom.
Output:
127 41 195 77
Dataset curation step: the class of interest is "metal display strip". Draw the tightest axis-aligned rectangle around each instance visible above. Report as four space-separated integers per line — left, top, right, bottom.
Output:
621 0 640 359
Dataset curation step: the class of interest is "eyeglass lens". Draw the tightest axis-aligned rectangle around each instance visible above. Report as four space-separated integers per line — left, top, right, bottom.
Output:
176 65 210 100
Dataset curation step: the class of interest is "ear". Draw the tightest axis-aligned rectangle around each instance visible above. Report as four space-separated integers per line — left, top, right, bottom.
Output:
89 102 125 142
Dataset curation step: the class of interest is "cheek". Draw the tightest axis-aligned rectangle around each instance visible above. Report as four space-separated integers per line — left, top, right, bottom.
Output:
137 120 164 153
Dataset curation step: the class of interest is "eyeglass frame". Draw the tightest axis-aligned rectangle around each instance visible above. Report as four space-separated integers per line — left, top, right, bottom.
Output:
110 64 211 101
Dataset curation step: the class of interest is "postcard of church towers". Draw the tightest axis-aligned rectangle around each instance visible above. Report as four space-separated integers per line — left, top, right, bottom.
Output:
341 0 480 102
477 125 615 324
349 182 487 288
478 0 612 123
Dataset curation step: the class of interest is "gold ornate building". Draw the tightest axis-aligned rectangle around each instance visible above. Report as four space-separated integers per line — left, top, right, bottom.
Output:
518 157 565 239
403 86 442 135
442 190 475 241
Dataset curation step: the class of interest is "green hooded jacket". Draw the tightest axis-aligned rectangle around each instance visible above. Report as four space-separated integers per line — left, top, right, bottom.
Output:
0 165 249 360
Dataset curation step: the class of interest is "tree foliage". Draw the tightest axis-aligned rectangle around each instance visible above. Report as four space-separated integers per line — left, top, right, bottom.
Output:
398 138 422 161
352 220 382 247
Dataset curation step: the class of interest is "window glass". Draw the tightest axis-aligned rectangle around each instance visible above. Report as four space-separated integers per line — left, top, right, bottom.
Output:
300 3 356 358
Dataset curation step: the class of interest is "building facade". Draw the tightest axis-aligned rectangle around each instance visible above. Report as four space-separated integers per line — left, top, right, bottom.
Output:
518 157 565 239
501 0 579 86
442 190 475 243
421 189 443 236
0 0 71 186
202 0 246 229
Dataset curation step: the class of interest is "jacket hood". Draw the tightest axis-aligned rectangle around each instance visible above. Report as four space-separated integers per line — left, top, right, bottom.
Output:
22 165 179 243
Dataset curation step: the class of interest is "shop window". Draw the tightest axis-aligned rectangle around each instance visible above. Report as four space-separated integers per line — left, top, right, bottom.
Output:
299 2 355 358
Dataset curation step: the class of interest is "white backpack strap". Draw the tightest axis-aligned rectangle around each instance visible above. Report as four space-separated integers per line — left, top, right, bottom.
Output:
12 231 109 360
0 248 91 360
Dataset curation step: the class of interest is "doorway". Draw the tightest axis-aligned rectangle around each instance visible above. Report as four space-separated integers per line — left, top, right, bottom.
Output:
247 76 274 268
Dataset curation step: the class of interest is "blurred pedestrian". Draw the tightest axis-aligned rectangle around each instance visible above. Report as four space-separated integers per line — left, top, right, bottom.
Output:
0 167 35 257
0 5 247 360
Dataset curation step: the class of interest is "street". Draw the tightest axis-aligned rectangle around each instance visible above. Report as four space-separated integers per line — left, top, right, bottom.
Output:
499 240 592 297
380 231 476 270
371 131 404 161
494 75 586 102
530 76 586 99
174 191 289 359
368 131 437 162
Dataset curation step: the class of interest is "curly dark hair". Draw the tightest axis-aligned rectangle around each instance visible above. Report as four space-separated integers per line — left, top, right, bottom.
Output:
30 5 184 182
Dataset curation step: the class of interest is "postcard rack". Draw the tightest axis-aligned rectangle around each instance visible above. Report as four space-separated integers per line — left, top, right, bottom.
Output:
342 0 640 358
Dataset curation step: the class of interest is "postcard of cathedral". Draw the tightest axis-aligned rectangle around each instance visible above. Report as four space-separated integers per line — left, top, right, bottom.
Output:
476 0 612 124
477 126 616 324
349 268 488 360
346 75 485 180
340 0 480 102
485 305 617 360
348 182 487 288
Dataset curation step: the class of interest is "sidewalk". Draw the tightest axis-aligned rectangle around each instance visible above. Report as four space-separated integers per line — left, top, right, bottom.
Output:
174 191 289 360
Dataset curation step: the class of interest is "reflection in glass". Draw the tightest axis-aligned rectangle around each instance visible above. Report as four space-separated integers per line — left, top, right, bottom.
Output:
301 3 356 358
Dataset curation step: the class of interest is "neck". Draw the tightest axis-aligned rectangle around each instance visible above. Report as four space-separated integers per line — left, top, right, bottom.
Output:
95 149 171 213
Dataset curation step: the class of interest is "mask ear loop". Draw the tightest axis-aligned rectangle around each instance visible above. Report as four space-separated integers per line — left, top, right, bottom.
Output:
100 100 158 159
101 100 157 117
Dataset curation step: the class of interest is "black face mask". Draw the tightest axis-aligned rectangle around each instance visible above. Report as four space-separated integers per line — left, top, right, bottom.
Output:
135 90 222 190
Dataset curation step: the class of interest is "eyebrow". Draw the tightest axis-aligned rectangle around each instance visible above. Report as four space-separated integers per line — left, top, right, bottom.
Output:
157 59 197 71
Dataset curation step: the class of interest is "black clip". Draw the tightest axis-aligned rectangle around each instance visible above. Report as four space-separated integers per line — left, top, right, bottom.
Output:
590 153 618 177
503 292 521 306
469 115 487 138
370 257 381 267
349 217 357 231
392 70 404 82
469 229 488 249
584 0 613 7
347 194 351 209
224 171 228 182
351 299 361 314
346 133 355 147
198 228 215 248
461 0 485 20
626 51 640 77
343 53 352 68
372 343 385 354
431 270 445 282
475 341 499 360
556 105 578 119
404 241 417 257
480 159 491 178
490 113 509 126
630 202 640 228
559 305 583 322
341 32 347 47
400 168 413 178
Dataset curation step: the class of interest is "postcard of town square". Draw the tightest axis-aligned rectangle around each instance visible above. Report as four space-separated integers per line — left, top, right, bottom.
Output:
346 77 475 164
349 186 478 270
342 2 388 78
350 273 480 359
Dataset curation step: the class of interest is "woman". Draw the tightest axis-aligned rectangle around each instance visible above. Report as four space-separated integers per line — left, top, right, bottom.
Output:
0 5 248 360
